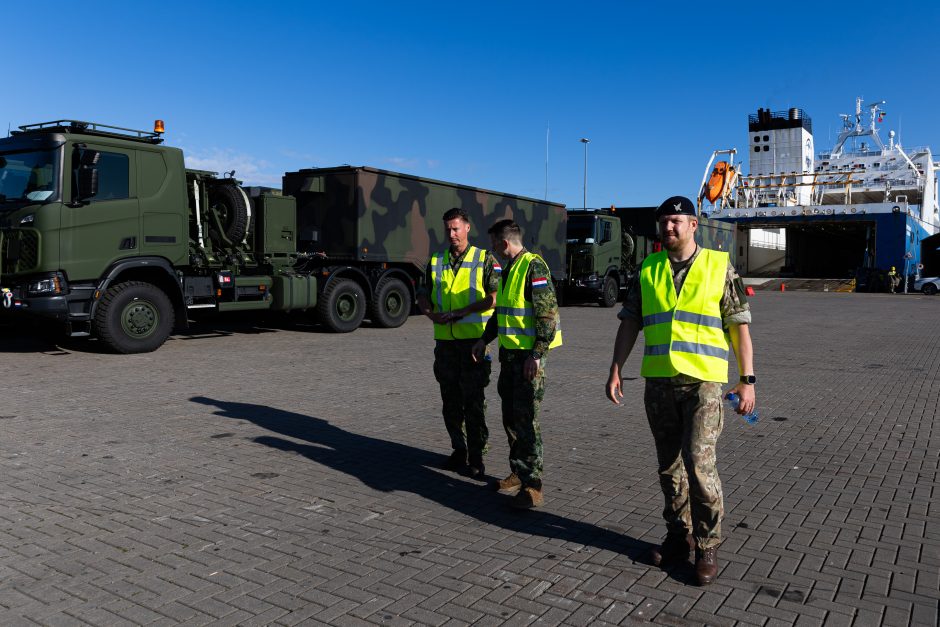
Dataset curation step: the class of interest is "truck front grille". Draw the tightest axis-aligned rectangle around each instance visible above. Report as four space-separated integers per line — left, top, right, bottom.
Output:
0 228 41 274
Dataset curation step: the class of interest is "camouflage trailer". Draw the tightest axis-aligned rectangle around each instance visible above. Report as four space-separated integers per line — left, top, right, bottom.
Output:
283 166 566 275
564 206 738 307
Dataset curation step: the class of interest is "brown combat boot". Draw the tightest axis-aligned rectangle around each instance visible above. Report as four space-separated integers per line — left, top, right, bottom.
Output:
442 450 468 472
493 472 522 495
695 547 719 585
649 534 694 568
510 485 544 509
467 454 486 480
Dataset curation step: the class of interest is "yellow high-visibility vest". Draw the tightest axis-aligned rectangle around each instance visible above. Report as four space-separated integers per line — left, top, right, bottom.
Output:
496 252 562 350
430 245 493 340
639 249 729 382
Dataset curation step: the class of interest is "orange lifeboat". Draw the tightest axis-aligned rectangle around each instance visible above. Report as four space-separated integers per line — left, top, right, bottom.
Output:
705 161 730 202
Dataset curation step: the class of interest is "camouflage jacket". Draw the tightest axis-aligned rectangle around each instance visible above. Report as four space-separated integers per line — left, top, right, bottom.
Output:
619 246 750 383
481 249 559 360
415 246 500 303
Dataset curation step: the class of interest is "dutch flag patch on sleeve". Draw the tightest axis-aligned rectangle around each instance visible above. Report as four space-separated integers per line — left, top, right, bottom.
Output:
493 262 502 273
532 277 549 289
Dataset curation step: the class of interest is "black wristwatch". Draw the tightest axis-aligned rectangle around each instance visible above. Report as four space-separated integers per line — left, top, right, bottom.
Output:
739 375 756 385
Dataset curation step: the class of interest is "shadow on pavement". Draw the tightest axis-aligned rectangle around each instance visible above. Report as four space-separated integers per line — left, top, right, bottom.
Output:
190 396 687 580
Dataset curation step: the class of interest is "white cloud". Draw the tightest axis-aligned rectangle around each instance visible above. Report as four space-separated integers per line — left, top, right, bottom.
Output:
183 147 283 187
385 156 419 169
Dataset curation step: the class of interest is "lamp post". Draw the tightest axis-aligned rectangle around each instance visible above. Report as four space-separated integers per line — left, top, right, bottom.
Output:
580 138 590 209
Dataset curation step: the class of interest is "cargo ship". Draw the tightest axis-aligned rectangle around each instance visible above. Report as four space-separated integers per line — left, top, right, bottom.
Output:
699 98 940 289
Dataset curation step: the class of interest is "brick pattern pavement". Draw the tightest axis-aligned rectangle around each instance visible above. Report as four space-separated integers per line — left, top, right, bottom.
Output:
0 292 937 625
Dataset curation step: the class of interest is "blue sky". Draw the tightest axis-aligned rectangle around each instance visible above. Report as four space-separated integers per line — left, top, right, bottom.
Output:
4 1 938 208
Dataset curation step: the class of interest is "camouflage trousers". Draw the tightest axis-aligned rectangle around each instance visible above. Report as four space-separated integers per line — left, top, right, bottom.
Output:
497 353 546 487
644 379 725 549
433 339 491 457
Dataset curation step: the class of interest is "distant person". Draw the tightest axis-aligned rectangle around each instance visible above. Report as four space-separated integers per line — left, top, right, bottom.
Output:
888 266 899 293
604 196 756 586
416 208 499 479
472 219 562 509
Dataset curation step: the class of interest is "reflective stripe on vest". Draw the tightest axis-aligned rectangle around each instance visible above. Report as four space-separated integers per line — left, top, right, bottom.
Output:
639 249 729 382
495 252 562 350
430 245 493 340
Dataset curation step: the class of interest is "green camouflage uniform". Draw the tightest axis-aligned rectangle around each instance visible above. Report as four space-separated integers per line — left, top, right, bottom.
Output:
620 246 750 549
417 248 500 457
481 250 559 488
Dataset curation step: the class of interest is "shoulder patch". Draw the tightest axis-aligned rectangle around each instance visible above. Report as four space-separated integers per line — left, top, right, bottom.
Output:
493 261 502 273
532 277 549 288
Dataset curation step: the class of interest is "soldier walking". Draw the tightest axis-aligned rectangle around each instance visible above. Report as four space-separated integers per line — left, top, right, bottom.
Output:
417 208 499 479
604 196 757 585
473 219 561 509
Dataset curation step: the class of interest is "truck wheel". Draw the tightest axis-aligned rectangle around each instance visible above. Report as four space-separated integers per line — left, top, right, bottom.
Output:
923 283 938 295
370 277 410 328
599 275 619 308
93 281 173 353
209 184 249 243
318 278 366 332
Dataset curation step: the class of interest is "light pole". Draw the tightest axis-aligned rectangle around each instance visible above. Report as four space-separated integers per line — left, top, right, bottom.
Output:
580 138 590 209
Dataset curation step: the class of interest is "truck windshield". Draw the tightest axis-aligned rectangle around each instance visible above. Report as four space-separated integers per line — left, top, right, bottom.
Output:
567 215 598 242
0 149 59 206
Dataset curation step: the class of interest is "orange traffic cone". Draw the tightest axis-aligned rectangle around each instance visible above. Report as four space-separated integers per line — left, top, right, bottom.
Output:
780 283 786 292
745 286 755 296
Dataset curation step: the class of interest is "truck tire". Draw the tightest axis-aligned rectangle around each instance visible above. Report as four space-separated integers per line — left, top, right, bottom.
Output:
923 283 938 295
93 281 173 353
599 275 619 308
209 184 249 243
370 276 410 328
318 278 366 332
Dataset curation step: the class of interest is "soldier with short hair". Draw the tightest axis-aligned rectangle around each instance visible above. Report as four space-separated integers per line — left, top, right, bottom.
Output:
605 196 756 586
472 219 562 509
417 208 499 479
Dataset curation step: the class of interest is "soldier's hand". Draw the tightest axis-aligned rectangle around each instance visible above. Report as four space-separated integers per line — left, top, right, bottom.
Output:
729 383 756 415
606 367 624 405
471 340 486 363
523 356 540 381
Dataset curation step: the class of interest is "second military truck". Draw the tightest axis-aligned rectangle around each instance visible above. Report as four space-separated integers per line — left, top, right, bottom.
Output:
0 120 567 353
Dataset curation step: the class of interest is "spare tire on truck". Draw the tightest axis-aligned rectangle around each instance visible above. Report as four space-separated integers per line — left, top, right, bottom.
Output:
208 184 250 243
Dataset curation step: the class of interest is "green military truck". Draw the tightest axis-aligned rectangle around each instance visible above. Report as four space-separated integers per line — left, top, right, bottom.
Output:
0 120 567 353
563 207 737 307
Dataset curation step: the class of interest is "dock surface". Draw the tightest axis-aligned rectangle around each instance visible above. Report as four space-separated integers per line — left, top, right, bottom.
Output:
1 292 938 625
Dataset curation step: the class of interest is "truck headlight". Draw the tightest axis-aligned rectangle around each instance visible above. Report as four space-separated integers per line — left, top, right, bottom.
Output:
586 273 598 282
27 273 67 296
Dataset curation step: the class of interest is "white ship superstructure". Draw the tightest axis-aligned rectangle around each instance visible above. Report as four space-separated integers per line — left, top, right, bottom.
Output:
701 98 940 281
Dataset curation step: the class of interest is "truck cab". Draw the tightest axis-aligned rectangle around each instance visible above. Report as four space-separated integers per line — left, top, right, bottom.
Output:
1 121 193 338
565 210 626 307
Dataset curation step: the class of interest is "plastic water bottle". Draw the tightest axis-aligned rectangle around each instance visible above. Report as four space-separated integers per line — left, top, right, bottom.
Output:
725 392 759 424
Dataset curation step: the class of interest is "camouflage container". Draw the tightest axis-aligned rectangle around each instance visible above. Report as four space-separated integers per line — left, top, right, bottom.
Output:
282 166 567 280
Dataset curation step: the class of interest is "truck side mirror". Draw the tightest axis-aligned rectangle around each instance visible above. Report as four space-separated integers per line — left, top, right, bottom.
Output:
74 148 100 203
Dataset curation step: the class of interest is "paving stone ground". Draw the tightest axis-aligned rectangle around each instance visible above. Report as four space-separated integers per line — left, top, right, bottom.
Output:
0 291 938 626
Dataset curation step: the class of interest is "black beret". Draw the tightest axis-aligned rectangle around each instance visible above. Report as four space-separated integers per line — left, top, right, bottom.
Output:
655 196 696 219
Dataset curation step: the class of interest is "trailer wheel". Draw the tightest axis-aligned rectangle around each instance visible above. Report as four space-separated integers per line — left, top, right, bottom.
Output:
318 278 366 332
371 277 410 328
94 281 173 353
209 184 249 243
598 275 619 308
923 283 938 296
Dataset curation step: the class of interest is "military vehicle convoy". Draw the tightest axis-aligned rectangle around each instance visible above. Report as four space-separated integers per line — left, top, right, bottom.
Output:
563 207 738 307
0 120 567 353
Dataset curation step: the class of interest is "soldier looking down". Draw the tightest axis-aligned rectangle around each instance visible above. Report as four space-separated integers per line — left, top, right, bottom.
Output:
605 196 756 586
473 219 562 509
417 208 499 479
